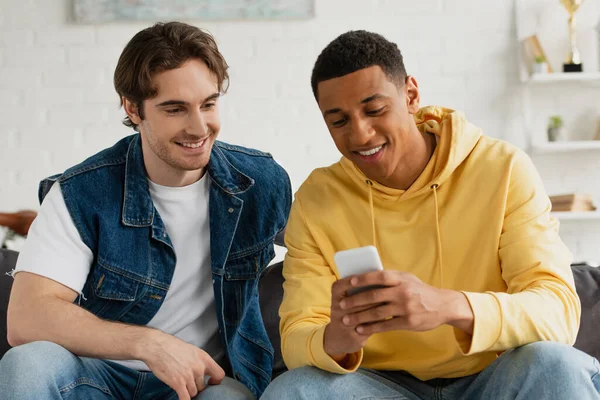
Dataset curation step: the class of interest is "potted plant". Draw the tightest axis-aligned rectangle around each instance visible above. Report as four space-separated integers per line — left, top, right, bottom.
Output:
533 55 549 74
548 116 566 141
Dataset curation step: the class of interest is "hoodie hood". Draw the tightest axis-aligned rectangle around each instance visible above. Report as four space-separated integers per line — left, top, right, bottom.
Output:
339 106 484 285
341 106 482 201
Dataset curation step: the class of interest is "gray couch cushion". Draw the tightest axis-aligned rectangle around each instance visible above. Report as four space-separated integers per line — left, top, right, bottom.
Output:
0 249 18 358
572 264 600 360
258 261 286 375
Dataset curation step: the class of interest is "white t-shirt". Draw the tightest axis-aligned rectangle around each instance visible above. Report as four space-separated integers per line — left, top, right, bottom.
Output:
15 175 222 370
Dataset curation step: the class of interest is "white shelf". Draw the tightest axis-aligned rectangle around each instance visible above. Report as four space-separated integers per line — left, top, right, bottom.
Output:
527 73 600 84
551 212 600 221
531 141 600 154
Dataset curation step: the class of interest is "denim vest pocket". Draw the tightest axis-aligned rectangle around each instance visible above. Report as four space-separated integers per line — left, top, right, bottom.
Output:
94 267 140 301
224 242 275 281
88 259 146 320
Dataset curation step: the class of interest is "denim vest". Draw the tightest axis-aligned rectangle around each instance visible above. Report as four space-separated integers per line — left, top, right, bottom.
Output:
38 134 291 397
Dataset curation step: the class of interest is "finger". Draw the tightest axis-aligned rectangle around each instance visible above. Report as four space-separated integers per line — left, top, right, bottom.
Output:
340 286 396 310
187 381 198 398
194 373 207 393
331 276 356 300
356 316 412 335
185 373 199 398
351 270 406 289
342 303 399 326
339 303 379 317
204 359 225 385
175 384 191 400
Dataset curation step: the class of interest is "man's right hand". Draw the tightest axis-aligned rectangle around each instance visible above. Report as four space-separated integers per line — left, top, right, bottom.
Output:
141 330 225 400
323 275 380 363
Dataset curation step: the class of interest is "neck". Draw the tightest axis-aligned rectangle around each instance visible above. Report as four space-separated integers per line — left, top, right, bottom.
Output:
141 142 204 187
386 128 436 190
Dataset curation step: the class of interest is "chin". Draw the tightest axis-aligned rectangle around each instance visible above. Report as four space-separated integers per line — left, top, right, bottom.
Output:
180 161 209 171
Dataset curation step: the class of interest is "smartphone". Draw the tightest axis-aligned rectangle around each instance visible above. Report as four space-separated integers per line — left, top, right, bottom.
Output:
334 245 385 296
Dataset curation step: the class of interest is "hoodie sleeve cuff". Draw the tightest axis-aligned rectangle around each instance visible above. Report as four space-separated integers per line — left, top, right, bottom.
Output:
310 325 363 374
459 292 502 355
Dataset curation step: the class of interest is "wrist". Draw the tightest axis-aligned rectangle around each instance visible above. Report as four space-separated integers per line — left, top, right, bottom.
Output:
132 327 161 361
323 324 348 362
441 290 474 335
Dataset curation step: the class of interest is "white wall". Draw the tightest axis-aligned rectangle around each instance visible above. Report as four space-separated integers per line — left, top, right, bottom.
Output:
1 0 599 261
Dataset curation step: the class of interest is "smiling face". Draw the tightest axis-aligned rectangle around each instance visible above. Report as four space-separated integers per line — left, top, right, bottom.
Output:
317 65 422 188
124 58 221 187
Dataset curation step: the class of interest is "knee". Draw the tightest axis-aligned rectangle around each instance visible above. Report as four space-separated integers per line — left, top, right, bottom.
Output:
262 366 337 399
0 341 74 383
510 342 598 381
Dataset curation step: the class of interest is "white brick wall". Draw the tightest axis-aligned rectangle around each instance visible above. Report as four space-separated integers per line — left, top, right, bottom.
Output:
1 0 599 262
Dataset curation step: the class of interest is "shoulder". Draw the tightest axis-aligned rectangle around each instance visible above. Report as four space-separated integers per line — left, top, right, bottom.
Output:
474 135 524 163
469 136 540 190
214 141 273 159
59 135 133 182
295 162 344 203
39 136 133 202
214 141 290 187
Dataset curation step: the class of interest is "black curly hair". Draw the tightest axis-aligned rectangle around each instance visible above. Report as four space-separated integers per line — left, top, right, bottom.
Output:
311 30 407 101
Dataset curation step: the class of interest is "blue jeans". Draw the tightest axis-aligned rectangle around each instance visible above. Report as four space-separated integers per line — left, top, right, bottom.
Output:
0 341 255 399
262 342 600 399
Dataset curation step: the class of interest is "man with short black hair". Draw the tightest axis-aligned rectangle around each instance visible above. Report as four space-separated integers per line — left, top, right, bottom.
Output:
262 30 600 399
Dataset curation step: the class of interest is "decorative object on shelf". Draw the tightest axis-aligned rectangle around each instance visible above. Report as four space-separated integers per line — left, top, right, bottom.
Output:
550 193 597 212
560 0 585 72
524 35 554 74
547 115 567 141
74 0 315 22
533 55 550 74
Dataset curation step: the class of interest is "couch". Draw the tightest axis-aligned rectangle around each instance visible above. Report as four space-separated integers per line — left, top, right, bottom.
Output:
1 248 599 376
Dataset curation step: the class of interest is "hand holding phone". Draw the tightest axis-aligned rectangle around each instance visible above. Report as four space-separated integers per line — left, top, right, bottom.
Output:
334 245 385 296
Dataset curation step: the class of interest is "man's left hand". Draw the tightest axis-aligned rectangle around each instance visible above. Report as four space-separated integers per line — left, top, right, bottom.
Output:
338 270 474 335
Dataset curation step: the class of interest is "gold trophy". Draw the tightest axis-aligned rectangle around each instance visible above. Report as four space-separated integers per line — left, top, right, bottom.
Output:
560 0 585 72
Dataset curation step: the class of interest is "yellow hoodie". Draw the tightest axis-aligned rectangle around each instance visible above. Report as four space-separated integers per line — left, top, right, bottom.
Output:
280 106 580 380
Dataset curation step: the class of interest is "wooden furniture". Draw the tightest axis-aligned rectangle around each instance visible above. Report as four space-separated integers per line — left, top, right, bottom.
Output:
0 211 37 237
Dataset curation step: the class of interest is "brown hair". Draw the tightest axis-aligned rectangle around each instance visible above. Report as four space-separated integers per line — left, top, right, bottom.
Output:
114 21 229 130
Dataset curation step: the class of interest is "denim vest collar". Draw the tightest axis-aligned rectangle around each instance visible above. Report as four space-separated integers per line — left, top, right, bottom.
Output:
121 134 255 228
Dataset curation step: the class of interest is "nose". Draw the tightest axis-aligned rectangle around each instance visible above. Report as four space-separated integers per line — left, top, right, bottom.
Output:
349 116 375 146
187 108 208 136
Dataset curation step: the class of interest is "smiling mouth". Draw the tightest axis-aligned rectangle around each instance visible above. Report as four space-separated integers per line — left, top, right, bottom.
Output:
354 144 385 157
176 138 207 149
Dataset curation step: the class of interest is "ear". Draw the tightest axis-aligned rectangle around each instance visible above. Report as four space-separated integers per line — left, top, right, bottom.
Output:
404 76 420 114
123 97 142 125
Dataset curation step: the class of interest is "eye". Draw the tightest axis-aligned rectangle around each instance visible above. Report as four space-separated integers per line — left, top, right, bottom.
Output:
366 107 385 116
331 118 347 127
202 102 216 110
165 108 183 114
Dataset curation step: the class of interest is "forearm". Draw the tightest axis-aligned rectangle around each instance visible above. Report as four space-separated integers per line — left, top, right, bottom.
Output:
8 296 157 361
281 322 362 373
462 281 580 354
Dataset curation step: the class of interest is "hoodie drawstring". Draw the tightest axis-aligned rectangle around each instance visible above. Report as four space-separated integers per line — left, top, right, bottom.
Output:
364 179 444 287
431 184 444 286
366 180 377 249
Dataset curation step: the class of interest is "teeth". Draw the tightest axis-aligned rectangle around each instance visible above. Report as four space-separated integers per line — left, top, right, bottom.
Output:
358 146 382 156
180 140 204 149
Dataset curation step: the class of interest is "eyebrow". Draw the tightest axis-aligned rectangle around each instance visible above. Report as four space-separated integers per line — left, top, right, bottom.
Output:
361 94 387 104
155 92 220 107
323 93 388 117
